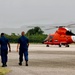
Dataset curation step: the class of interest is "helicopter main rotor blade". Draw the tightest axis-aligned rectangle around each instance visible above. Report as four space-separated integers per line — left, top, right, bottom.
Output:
27 25 45 28
45 23 75 30
26 23 75 30
67 23 75 28
45 28 57 30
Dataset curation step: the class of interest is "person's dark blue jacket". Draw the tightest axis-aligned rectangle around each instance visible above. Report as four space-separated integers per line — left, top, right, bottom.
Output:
0 36 9 51
18 36 29 51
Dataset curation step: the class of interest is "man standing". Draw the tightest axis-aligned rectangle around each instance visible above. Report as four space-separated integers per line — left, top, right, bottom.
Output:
0 33 11 67
17 31 29 66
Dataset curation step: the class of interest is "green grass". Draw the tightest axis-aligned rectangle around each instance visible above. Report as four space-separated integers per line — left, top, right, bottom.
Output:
0 67 10 75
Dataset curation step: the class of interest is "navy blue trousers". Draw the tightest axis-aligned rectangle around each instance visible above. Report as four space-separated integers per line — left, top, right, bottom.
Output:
19 50 28 63
1 50 8 64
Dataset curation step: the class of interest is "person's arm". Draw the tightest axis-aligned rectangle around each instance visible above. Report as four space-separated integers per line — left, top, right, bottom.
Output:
27 38 29 47
8 42 11 52
17 38 20 52
27 43 29 47
16 43 20 52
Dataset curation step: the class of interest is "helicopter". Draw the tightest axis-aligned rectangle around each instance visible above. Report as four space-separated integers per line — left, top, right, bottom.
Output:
42 24 75 47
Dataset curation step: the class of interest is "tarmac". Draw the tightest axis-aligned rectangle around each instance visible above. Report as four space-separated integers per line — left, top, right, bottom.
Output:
0 44 75 75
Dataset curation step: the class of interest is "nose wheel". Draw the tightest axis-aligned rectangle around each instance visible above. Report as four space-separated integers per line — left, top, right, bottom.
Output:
46 44 49 47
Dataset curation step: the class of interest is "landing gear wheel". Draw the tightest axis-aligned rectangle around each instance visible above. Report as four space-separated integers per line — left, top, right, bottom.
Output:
65 44 69 47
46 45 49 47
59 44 61 47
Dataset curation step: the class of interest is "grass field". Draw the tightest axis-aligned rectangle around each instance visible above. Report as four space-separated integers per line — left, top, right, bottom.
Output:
0 67 10 75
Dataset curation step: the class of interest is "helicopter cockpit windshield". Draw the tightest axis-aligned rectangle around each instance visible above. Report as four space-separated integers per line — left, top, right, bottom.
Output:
44 35 53 42
49 35 53 42
66 30 75 35
50 35 53 39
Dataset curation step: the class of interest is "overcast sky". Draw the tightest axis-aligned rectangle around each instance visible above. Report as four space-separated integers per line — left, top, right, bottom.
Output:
0 0 75 29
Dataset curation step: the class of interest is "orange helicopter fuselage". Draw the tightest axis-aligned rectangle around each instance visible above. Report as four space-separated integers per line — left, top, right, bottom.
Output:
44 27 74 46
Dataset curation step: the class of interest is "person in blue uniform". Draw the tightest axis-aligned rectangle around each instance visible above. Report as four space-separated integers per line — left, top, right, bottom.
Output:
0 33 11 67
17 31 29 66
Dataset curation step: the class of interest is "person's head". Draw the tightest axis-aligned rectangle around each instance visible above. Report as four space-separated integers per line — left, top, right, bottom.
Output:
21 31 25 36
1 33 4 37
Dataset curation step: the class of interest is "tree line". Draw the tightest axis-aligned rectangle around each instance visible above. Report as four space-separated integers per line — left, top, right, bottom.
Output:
4 27 47 43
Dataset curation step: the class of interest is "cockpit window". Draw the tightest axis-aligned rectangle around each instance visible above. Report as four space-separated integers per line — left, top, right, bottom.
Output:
66 31 75 35
50 36 53 39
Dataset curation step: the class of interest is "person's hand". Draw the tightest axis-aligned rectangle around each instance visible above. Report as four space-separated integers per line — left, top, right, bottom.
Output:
9 48 11 52
16 49 18 52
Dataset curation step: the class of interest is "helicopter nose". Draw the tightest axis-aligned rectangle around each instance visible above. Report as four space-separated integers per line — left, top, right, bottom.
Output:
71 36 75 42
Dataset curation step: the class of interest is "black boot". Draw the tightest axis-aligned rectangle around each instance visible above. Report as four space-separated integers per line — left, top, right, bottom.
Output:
2 63 7 67
26 61 28 66
19 62 22 66
5 62 7 67
2 63 5 67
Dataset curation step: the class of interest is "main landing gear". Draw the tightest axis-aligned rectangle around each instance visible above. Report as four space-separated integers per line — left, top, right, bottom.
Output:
59 44 69 47
65 44 69 47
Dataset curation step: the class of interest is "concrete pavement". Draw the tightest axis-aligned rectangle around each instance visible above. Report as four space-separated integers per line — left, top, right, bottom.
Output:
0 44 75 75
